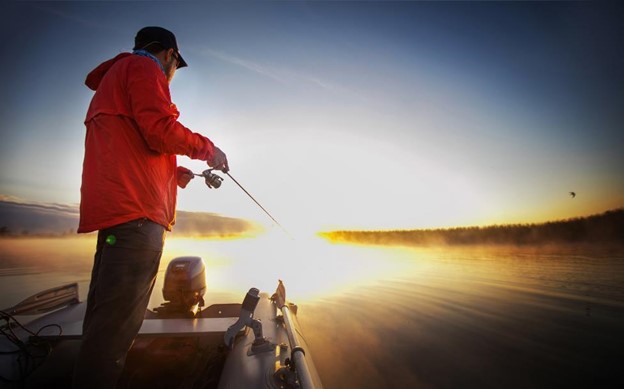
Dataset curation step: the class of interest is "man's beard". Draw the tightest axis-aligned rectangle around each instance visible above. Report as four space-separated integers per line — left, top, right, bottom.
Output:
164 58 176 83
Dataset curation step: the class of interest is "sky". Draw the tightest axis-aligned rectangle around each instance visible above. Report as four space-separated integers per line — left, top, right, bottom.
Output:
0 1 623 235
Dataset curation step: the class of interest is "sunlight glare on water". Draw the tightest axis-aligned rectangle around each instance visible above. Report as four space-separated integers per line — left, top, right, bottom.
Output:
162 230 417 303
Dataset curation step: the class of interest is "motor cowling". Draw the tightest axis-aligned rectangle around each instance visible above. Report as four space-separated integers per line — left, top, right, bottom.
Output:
162 256 206 313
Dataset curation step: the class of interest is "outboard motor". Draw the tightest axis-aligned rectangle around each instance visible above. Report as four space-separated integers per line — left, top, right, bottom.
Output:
154 256 206 317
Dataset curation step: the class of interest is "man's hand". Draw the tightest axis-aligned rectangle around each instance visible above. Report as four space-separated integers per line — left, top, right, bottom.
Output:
176 166 194 189
207 146 229 173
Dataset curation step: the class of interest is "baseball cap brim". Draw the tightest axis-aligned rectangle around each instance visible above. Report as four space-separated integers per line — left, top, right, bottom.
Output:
176 52 188 69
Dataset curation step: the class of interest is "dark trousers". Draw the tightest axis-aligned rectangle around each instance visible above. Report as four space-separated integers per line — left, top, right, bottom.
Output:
72 218 165 389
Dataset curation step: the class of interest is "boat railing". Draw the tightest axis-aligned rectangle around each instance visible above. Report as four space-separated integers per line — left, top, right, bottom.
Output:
279 301 316 389
272 279 320 389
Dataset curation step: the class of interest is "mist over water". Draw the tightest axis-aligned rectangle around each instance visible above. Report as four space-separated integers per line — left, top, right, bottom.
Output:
1 236 623 388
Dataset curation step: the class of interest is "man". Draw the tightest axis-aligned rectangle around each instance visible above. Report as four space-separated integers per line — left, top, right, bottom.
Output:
72 26 228 388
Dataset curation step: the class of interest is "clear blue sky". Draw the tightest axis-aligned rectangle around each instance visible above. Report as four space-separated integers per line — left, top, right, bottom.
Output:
1 1 622 233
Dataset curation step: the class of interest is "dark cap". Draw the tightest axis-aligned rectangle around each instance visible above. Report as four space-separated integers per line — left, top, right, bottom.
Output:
133 26 188 68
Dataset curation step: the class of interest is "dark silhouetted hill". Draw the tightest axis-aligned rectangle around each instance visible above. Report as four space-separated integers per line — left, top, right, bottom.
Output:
0 196 260 238
320 209 624 247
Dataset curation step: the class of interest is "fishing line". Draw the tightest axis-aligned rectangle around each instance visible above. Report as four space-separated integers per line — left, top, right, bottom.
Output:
193 169 293 238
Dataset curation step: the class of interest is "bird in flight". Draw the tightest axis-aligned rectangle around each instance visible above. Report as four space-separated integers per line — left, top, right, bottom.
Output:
569 192 576 198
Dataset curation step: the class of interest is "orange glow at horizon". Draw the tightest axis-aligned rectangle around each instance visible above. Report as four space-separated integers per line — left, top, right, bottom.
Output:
157 231 416 306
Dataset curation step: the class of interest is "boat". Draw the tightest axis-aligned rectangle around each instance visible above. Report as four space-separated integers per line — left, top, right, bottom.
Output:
0 256 324 388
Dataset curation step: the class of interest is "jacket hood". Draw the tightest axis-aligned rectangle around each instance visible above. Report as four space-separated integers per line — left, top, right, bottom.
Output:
85 53 133 91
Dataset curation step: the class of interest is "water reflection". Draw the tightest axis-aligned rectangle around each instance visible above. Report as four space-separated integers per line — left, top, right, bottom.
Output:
1 236 623 387
299 245 624 388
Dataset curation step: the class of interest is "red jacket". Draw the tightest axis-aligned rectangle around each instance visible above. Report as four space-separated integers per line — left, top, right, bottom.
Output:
78 53 215 233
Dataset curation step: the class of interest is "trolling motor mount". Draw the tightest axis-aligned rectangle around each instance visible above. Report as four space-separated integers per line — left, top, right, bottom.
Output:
224 288 275 355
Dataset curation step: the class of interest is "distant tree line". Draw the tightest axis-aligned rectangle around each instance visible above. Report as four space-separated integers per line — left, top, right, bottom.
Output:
320 209 624 247
0 226 77 238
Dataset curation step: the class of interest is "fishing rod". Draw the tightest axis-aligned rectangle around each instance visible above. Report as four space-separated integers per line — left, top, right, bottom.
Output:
193 169 291 237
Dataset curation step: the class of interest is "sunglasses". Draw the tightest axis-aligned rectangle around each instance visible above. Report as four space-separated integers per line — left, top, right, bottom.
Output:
172 50 181 66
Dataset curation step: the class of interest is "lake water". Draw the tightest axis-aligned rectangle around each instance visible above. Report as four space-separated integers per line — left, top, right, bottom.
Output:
1 235 623 388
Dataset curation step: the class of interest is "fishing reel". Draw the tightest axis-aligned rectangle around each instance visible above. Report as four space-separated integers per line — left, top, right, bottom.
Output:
198 169 223 189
